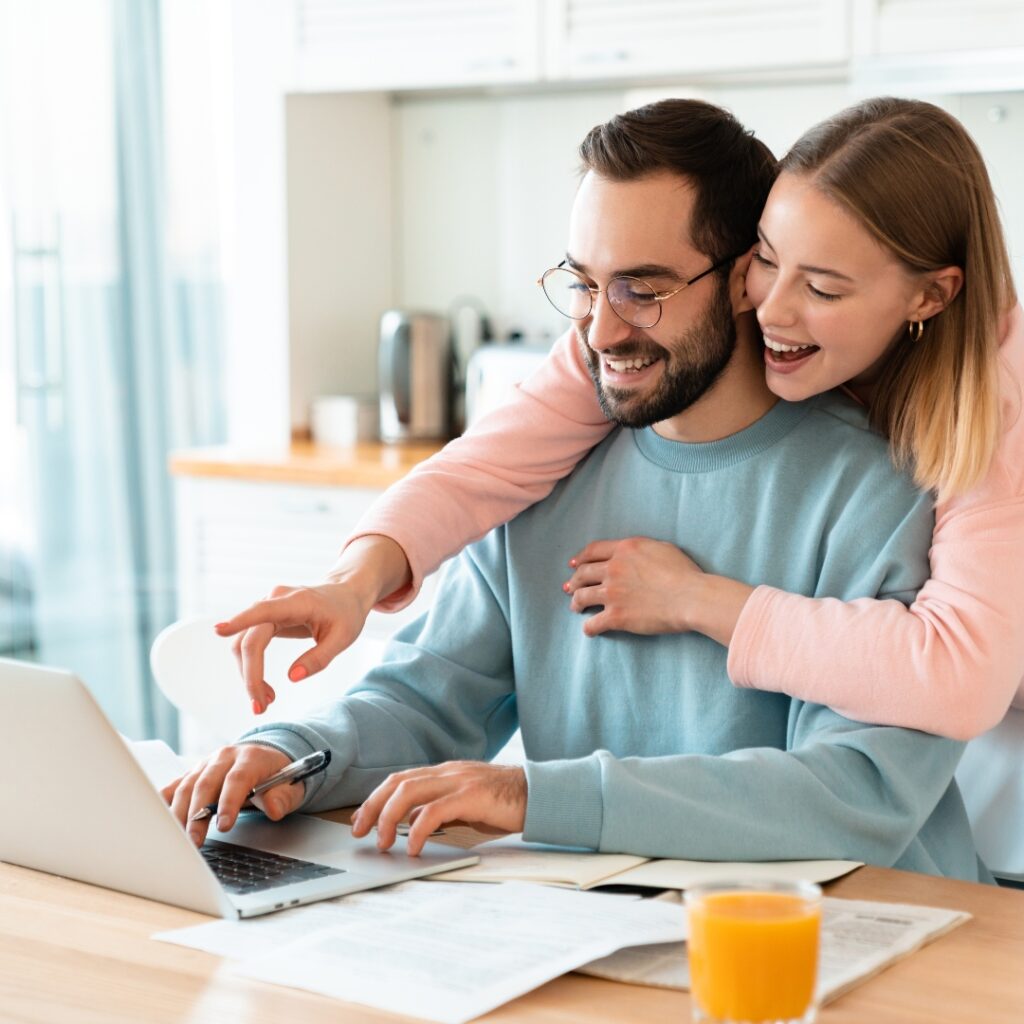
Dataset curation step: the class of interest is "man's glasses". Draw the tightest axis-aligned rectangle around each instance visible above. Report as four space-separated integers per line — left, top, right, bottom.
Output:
537 252 743 329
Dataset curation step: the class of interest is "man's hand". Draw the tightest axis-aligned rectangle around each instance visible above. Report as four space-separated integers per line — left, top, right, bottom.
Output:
563 537 704 636
214 535 413 715
161 744 300 847
351 762 527 856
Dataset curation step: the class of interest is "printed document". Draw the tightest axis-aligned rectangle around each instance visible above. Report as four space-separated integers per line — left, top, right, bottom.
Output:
155 880 686 1023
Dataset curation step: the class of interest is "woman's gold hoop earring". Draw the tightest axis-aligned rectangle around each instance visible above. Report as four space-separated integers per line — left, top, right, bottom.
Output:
908 320 924 343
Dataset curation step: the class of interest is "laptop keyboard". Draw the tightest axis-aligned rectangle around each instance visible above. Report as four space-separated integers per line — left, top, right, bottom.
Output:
201 839 345 894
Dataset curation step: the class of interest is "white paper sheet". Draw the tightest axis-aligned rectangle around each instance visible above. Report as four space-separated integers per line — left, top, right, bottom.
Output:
578 895 970 1005
153 880 459 960
157 881 687 1024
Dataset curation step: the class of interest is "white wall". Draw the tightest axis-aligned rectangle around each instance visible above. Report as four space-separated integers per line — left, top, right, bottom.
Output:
390 80 855 343
390 82 1024 336
284 81 1024 430
286 92 394 430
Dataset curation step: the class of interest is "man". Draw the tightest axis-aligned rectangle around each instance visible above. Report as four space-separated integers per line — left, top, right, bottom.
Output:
167 100 984 882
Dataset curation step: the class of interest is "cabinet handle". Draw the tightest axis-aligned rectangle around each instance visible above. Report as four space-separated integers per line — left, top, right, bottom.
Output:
465 56 518 72
578 49 629 66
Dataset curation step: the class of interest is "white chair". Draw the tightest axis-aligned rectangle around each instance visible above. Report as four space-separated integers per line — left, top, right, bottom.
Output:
955 707 1024 885
150 617 385 758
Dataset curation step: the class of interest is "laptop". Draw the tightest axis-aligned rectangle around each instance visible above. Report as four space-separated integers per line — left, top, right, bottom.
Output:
0 658 479 918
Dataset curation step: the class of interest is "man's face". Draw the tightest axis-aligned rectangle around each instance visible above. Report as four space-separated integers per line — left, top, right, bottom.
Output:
566 170 737 428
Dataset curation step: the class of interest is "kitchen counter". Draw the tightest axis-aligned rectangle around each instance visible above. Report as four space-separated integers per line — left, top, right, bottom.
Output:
169 439 446 489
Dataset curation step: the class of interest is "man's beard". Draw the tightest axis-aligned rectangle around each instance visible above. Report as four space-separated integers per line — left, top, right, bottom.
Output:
579 278 737 428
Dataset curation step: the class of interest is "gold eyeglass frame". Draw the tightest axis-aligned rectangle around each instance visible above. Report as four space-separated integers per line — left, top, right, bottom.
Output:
536 251 745 329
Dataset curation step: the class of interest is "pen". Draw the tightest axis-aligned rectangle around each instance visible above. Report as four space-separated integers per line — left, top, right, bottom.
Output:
188 749 332 823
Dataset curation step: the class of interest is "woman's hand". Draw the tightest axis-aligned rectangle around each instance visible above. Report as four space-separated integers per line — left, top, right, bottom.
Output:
215 535 412 714
564 537 755 644
563 537 704 636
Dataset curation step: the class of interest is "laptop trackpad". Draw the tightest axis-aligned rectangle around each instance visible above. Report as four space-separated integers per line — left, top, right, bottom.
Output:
209 812 461 879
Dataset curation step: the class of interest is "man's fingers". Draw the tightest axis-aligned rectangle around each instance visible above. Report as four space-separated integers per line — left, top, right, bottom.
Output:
406 796 465 856
374 776 455 849
168 770 199 824
251 781 305 822
569 539 618 568
214 763 261 832
186 756 238 846
352 767 447 841
160 773 187 806
570 584 605 613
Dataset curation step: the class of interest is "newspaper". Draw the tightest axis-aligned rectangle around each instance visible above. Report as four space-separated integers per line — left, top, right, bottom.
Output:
578 895 970 1004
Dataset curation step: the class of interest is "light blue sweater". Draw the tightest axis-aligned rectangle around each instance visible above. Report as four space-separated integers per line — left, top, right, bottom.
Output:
244 393 987 882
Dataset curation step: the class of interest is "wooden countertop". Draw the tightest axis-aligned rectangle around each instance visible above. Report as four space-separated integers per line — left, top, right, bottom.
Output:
169 440 446 489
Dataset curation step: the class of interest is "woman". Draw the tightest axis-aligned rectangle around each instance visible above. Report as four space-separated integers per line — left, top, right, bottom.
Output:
222 97 1023 742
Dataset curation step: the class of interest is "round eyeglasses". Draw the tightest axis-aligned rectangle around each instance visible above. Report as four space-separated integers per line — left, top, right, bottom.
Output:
537 252 744 330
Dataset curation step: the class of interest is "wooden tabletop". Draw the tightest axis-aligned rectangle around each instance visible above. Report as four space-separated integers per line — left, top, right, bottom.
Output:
3 859 1022 1023
169 439 446 489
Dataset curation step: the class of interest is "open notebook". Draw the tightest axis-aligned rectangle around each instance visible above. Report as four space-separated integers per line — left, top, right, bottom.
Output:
431 834 863 890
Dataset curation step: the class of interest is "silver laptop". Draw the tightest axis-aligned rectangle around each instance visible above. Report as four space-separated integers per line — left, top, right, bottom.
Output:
0 658 479 917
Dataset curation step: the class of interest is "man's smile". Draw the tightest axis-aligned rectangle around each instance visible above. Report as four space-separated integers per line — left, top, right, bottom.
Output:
601 353 664 387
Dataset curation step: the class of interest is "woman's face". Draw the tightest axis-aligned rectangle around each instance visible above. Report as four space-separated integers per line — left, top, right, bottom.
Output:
746 171 927 401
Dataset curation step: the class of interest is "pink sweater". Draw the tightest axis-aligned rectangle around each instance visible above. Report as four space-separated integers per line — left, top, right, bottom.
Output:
349 307 1024 741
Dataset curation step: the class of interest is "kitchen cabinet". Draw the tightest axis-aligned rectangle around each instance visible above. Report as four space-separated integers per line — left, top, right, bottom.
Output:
289 0 853 94
171 443 442 640
853 0 1024 57
544 0 851 81
289 0 543 92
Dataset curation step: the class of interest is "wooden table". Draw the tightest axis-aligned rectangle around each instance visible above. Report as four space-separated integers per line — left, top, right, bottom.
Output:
3 860 1022 1024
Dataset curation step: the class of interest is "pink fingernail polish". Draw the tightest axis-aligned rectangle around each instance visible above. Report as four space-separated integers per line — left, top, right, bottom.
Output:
252 699 262 715
568 558 577 568
562 582 571 593
290 665 308 682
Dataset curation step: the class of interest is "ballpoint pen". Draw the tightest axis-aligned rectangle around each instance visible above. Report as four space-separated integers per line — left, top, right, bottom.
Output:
188 749 332 823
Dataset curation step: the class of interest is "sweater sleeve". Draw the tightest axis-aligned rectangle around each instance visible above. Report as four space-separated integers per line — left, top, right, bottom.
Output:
523 702 977 879
339 328 612 611
239 531 520 811
728 305 1024 741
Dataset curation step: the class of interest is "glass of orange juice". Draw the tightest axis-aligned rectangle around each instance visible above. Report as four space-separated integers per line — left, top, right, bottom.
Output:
685 880 822 1024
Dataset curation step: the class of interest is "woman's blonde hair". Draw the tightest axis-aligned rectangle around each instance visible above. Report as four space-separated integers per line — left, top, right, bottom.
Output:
781 97 1016 499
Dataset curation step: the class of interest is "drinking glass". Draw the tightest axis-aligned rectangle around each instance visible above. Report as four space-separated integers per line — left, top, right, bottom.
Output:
685 880 822 1024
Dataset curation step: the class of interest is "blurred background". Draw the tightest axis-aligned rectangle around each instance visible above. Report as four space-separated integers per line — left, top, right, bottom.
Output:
0 0 1021 747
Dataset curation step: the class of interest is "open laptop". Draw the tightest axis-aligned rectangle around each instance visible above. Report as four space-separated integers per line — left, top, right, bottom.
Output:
0 658 479 917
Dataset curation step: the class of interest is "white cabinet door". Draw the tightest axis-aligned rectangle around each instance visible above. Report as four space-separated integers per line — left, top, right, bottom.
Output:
174 477 437 642
858 0 1024 56
290 0 542 91
544 0 850 81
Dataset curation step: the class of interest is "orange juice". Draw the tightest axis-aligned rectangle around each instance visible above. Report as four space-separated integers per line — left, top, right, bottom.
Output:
686 884 821 1023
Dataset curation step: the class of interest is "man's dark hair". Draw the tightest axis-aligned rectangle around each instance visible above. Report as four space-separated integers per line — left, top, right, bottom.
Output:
578 99 778 267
